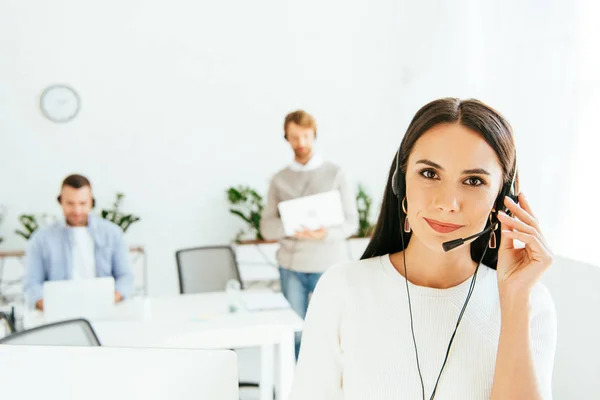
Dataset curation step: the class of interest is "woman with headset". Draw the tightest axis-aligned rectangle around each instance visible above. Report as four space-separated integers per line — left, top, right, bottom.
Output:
288 98 556 399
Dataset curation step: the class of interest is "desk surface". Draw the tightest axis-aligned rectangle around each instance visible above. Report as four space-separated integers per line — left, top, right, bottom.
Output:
23 291 303 348
1 346 240 400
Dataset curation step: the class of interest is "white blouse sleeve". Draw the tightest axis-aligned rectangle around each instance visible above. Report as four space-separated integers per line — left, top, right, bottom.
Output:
529 283 558 400
288 264 347 400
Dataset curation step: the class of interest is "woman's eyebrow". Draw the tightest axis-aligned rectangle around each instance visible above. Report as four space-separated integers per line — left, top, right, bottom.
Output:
462 168 491 176
415 159 490 176
416 159 444 170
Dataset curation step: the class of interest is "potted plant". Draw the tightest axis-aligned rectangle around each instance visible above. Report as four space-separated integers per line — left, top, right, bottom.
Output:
15 214 56 240
100 193 140 233
355 184 375 238
226 186 265 243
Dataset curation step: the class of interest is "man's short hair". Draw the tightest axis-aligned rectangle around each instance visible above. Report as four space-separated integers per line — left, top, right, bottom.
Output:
62 174 92 190
284 110 317 139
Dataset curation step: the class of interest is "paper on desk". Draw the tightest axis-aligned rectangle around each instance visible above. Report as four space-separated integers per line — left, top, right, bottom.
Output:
241 291 290 311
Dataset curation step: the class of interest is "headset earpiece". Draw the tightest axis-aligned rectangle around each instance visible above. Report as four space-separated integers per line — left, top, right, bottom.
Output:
392 151 403 198
494 168 519 217
391 170 402 197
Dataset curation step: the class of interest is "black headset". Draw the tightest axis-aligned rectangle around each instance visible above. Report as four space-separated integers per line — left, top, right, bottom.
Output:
391 149 518 400
57 195 96 208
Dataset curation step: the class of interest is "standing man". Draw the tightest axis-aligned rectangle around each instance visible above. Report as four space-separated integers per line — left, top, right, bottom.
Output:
260 110 358 358
24 174 134 310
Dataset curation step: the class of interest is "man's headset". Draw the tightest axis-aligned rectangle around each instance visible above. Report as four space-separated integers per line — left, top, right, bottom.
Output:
391 152 519 252
57 195 96 208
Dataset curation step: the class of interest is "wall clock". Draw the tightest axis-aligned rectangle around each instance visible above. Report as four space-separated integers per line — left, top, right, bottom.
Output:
40 84 80 123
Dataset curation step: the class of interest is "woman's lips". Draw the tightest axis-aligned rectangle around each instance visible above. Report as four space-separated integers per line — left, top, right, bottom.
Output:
424 218 464 234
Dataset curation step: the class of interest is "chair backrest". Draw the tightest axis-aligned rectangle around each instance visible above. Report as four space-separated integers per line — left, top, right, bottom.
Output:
176 245 243 294
0 318 100 346
0 346 239 400
540 255 600 399
0 311 15 334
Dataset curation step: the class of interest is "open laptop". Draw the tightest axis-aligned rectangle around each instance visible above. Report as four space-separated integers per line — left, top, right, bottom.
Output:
0 346 239 400
278 190 346 236
43 277 116 323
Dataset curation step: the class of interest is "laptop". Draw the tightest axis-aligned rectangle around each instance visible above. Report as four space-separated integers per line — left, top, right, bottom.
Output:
43 277 116 323
0 346 239 400
278 190 346 237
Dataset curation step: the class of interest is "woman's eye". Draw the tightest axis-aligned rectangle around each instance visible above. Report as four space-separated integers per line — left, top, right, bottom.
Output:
420 169 438 180
465 177 485 186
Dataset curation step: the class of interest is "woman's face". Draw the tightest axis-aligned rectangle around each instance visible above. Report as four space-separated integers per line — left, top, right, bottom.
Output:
404 122 504 252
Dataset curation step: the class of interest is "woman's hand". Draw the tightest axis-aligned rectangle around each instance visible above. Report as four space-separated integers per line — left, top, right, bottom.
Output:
496 193 554 298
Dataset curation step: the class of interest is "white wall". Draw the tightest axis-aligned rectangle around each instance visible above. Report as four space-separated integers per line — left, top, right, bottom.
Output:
559 0 600 267
0 0 597 296
541 256 600 399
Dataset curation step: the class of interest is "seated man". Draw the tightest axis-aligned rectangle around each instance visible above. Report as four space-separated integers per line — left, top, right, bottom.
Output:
24 174 134 310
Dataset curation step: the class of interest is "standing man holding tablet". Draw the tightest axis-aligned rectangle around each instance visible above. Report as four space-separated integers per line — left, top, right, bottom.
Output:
260 110 358 358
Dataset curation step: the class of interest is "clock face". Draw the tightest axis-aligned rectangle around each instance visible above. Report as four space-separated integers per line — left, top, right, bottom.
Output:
40 84 80 123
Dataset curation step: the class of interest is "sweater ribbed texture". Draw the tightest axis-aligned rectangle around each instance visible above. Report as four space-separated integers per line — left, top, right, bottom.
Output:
289 255 557 400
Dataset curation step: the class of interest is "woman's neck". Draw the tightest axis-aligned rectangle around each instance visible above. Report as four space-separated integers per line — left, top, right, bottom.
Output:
390 236 478 289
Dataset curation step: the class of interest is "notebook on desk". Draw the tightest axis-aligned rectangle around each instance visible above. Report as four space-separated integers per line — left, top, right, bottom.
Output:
278 190 345 237
241 291 290 312
43 277 116 323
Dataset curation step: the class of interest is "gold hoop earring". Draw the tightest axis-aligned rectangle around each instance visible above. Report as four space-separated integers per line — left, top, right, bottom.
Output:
488 213 497 249
402 197 411 233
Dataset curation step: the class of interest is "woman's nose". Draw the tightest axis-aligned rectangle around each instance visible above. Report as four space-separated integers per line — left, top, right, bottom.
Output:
433 186 460 213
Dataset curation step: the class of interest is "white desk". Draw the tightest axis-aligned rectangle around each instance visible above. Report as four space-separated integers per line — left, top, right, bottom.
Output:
24 291 303 400
1 346 239 400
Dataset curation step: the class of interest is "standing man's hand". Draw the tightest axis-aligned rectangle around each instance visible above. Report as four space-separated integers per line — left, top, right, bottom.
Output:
114 291 123 303
294 227 328 240
35 299 44 311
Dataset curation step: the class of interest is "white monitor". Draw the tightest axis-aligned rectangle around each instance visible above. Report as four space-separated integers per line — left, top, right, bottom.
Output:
43 277 116 323
278 190 346 237
0 345 239 400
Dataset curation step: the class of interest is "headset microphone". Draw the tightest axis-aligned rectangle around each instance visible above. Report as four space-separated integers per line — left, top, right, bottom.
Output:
441 192 518 252
442 223 497 252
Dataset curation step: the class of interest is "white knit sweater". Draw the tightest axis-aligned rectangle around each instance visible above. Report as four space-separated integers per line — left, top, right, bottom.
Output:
289 255 557 400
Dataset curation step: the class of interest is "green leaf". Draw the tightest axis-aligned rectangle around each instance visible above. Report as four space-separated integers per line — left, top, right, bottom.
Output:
227 187 244 204
15 230 31 240
229 209 252 224
99 193 141 233
16 214 39 239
